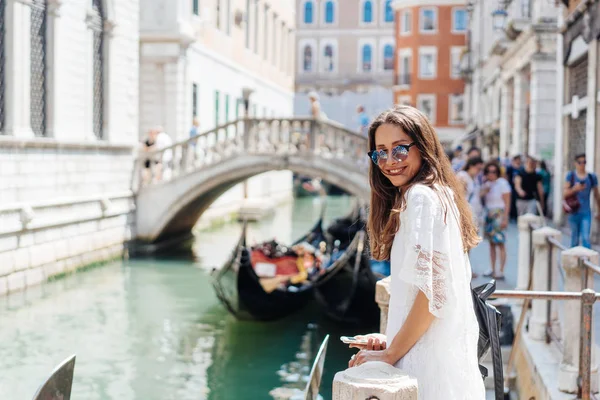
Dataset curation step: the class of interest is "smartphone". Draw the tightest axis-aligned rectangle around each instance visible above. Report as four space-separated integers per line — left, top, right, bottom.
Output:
340 336 369 345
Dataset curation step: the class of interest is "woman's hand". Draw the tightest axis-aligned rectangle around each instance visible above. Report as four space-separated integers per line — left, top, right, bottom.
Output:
347 333 387 350
348 349 395 368
500 215 508 230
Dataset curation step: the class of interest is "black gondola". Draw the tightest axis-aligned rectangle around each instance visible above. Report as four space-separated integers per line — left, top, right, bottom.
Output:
211 204 365 322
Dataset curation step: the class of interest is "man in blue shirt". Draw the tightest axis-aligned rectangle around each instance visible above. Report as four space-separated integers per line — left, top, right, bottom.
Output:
564 153 600 248
357 105 370 136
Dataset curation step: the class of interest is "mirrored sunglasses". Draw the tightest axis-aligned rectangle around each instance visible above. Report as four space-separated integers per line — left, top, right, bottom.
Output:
367 143 416 168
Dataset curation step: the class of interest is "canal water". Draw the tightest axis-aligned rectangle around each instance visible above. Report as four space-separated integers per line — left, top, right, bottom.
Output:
0 196 370 400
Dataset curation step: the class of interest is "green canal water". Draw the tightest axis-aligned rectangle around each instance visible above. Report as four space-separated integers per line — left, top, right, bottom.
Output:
0 196 370 400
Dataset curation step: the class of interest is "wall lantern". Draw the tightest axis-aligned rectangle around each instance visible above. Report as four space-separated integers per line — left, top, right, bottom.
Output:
492 8 508 31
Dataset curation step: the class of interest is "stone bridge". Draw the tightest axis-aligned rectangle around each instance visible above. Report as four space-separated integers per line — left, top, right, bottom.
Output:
134 117 370 243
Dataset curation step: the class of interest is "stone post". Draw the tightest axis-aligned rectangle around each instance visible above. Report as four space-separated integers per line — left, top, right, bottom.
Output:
558 247 599 393
517 214 542 290
333 362 418 400
376 277 391 334
529 226 561 340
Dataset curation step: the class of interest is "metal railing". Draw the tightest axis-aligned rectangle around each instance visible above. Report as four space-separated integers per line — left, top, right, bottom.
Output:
522 220 600 399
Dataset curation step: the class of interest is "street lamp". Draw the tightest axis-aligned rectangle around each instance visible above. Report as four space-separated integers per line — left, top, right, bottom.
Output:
241 87 255 202
492 8 508 31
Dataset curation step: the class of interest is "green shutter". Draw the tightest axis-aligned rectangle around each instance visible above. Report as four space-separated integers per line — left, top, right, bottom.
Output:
215 90 220 126
225 94 230 122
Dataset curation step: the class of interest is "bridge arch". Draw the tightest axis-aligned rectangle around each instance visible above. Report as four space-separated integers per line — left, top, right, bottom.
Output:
134 118 369 243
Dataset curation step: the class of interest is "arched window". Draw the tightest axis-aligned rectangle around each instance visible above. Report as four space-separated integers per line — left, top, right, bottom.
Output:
363 1 373 23
324 1 334 24
91 0 104 139
304 1 313 24
362 44 372 72
303 45 313 72
384 0 394 22
323 45 334 72
30 0 47 136
383 44 394 70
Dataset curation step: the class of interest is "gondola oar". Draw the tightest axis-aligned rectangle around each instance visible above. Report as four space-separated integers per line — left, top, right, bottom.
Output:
303 335 330 400
32 354 76 400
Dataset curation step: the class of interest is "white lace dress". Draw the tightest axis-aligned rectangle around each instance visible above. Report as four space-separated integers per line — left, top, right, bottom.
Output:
385 184 485 400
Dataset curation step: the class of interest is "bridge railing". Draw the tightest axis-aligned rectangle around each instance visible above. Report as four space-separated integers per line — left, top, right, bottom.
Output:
133 117 368 191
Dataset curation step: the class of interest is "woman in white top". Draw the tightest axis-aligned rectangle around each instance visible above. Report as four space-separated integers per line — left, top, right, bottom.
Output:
347 106 485 399
479 161 511 279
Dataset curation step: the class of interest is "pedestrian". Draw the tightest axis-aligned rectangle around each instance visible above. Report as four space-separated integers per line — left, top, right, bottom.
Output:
347 105 485 399
457 156 485 279
538 160 552 216
466 146 481 159
563 153 600 248
505 155 522 220
141 130 156 185
480 161 511 280
501 151 511 170
152 126 173 182
357 105 370 136
451 145 465 172
514 156 544 216
189 116 200 139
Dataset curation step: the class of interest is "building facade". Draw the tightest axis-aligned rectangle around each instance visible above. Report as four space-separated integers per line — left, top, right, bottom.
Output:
392 0 468 145
139 0 295 225
0 0 140 294
460 0 559 160
553 0 600 226
294 0 395 130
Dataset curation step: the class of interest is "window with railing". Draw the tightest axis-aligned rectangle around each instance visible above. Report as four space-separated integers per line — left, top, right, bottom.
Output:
383 44 394 71
417 94 436 123
452 8 467 32
419 7 437 33
449 94 465 124
401 10 411 34
398 51 411 85
418 47 436 79
323 44 335 72
302 44 313 72
362 44 373 72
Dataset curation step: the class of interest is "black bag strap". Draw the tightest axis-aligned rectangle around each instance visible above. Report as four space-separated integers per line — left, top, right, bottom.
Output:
490 308 504 400
474 280 496 301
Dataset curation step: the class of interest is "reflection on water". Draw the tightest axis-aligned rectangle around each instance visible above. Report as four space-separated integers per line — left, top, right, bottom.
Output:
0 196 366 400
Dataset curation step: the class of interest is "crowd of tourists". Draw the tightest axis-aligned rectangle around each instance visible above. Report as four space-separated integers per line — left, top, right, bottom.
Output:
447 146 600 281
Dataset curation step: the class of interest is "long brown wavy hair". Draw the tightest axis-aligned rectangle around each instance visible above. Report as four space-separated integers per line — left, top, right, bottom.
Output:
367 105 480 260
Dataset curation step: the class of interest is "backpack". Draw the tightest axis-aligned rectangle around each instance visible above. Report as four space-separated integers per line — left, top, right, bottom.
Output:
472 280 504 400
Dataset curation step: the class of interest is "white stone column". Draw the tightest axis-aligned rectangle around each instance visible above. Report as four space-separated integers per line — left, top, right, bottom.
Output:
585 39 598 175
333 362 418 400
44 0 62 139
529 226 561 340
4 0 35 138
553 6 565 225
558 247 599 393
499 81 512 156
512 71 526 155
528 57 557 158
517 214 542 290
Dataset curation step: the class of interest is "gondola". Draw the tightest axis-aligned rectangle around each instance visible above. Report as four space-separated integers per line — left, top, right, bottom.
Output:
313 211 389 327
211 204 365 322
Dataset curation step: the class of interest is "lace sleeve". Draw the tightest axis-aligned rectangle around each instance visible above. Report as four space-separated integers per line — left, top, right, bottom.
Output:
397 186 455 319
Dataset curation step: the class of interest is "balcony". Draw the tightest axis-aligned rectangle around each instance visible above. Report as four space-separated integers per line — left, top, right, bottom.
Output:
396 74 411 87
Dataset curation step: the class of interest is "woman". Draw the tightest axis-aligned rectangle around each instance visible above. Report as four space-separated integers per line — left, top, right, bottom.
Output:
480 161 511 279
538 160 551 216
347 106 485 399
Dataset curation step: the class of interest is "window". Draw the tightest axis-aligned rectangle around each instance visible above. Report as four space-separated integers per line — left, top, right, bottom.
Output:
383 44 394 71
418 47 436 79
417 94 436 123
225 0 231 34
303 45 313 72
192 84 198 118
225 94 230 122
214 91 220 126
91 0 104 139
420 8 437 33
264 5 269 60
398 51 411 85
362 44 372 72
31 0 47 136
216 0 221 29
325 1 334 24
245 0 250 47
449 94 465 124
363 0 373 23
193 0 199 15
323 44 334 72
384 0 394 22
453 9 467 32
304 1 314 24
401 10 411 34
450 47 463 79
